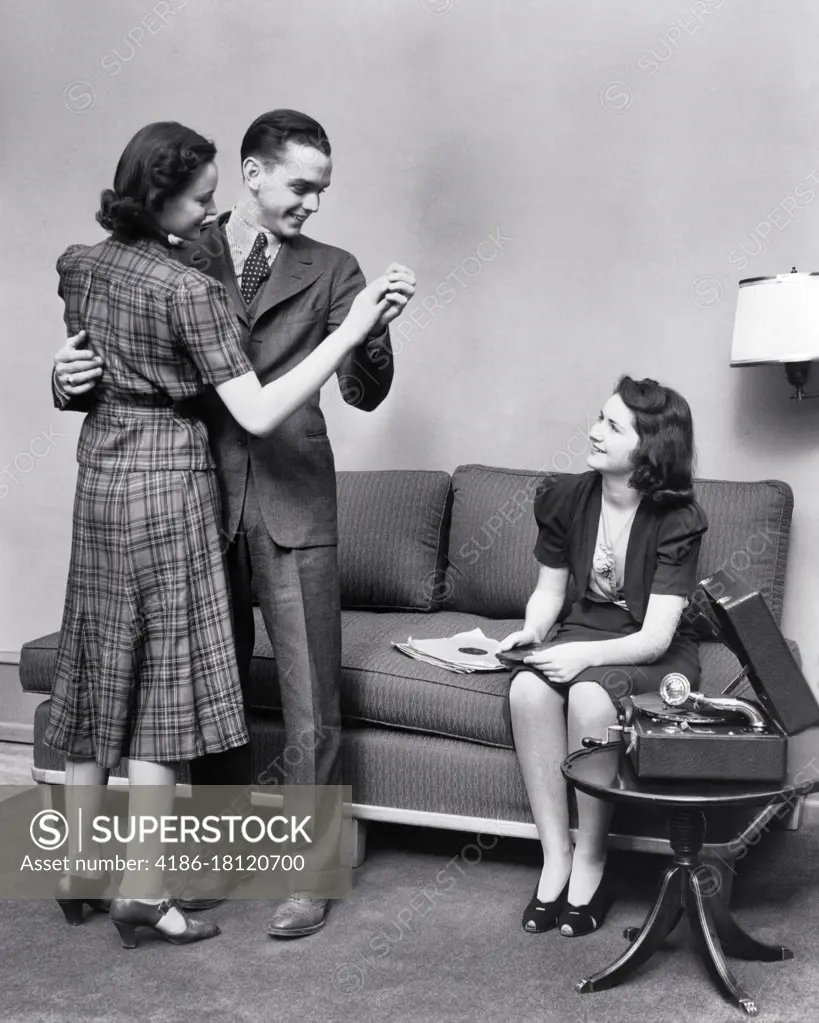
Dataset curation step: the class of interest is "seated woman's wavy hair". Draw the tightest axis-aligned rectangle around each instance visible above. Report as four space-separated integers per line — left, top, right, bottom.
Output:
616 375 696 507
96 121 216 241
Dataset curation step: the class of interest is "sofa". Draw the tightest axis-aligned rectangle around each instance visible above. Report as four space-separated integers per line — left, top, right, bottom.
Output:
19 464 802 895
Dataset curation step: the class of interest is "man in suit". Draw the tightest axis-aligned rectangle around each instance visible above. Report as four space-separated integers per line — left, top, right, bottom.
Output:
53 109 415 937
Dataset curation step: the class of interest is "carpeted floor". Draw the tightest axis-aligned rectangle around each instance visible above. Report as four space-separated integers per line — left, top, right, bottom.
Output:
0 822 816 1023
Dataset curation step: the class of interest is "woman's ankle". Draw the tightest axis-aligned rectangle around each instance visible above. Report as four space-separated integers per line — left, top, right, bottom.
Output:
571 845 607 868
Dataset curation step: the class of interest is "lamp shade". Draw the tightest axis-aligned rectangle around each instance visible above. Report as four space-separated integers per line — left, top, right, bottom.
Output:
731 272 819 366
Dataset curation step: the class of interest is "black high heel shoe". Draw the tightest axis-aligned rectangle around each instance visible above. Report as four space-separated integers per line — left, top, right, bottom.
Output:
558 874 612 936
109 897 220 949
522 878 570 933
55 873 111 926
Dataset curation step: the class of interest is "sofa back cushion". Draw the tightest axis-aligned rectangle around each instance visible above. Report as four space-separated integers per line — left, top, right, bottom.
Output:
444 464 794 622
336 470 452 611
443 465 548 617
689 478 793 626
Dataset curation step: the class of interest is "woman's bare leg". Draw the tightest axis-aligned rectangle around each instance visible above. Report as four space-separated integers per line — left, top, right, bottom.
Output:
118 758 189 935
509 671 573 900
64 756 109 877
566 680 619 905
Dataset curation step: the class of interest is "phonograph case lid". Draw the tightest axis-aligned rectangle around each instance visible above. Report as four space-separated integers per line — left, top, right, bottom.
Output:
699 568 819 737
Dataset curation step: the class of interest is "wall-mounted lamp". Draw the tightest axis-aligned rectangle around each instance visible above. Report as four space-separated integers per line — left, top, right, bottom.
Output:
731 268 819 400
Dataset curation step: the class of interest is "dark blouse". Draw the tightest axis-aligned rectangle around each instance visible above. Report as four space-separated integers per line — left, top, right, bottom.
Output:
533 471 708 626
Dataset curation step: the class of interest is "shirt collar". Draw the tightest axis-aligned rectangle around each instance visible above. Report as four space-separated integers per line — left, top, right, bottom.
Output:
230 205 276 244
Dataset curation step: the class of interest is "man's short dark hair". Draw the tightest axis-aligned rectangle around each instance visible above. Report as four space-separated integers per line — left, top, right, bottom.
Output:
240 109 331 168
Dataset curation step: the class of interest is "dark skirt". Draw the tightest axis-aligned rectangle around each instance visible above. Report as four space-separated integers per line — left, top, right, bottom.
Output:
44 466 249 768
509 597 701 706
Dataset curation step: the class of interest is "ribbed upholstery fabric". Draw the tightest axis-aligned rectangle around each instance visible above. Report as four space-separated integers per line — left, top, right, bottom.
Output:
19 632 60 694
336 470 452 611
31 700 531 820
244 608 522 746
340 610 522 746
341 726 532 819
443 464 548 617
444 466 793 624
29 704 781 841
27 611 772 754
691 478 793 624
699 639 744 696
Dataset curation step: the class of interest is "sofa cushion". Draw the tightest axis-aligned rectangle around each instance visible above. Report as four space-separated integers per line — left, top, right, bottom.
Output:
339 610 521 747
209 608 521 746
444 465 793 629
21 611 799 749
688 478 793 632
336 470 452 612
443 464 555 617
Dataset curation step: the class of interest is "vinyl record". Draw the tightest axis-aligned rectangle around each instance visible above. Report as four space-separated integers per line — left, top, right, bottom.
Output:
631 693 729 725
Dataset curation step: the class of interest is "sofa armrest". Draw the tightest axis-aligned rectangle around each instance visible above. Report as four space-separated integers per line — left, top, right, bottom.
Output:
19 632 61 694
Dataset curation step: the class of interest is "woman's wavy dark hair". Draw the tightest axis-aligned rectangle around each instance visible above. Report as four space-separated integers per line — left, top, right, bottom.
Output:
616 375 696 507
96 122 216 241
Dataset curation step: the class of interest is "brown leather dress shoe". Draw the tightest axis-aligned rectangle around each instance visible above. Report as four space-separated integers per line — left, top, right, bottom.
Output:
267 898 329 938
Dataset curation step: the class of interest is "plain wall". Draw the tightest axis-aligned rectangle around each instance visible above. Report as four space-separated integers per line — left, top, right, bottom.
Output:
2 0 819 761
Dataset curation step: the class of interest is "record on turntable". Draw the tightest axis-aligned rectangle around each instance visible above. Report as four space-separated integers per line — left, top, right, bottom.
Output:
629 693 732 727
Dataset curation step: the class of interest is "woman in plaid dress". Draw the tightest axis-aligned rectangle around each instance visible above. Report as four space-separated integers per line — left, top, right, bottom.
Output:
46 121 415 946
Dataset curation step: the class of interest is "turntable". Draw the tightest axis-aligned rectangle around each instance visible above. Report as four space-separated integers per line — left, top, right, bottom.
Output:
597 569 819 783
620 674 789 783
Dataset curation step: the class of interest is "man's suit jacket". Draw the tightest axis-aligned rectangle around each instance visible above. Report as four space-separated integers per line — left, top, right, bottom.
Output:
56 216 394 548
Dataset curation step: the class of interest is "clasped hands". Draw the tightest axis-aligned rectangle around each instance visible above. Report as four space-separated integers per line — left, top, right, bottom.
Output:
352 262 416 338
498 628 597 684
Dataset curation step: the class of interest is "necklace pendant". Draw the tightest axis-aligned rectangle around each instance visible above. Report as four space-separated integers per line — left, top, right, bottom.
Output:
593 541 616 580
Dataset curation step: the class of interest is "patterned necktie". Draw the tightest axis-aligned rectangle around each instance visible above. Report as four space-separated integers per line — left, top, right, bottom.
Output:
241 232 271 304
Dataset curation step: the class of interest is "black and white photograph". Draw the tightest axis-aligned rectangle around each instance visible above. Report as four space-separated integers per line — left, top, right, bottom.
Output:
1 1 819 1021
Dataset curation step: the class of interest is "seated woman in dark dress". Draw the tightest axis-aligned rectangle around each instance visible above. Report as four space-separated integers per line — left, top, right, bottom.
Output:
500 375 707 937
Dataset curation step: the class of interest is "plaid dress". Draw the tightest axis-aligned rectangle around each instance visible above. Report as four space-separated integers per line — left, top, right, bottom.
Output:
44 238 254 768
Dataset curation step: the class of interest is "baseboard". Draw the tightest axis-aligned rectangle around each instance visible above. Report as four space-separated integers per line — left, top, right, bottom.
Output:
0 722 33 744
0 651 20 665
18 775 751 857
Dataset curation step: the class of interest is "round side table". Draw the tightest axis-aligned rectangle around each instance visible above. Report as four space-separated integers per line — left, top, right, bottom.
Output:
562 743 795 1017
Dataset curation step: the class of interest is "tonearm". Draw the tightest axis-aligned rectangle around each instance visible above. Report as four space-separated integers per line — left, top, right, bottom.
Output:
659 673 768 732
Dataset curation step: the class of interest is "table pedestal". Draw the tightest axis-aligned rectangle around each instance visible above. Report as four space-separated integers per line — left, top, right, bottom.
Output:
576 809 792 1017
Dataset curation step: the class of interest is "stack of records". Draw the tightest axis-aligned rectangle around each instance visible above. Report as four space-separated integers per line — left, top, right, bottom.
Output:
392 628 504 673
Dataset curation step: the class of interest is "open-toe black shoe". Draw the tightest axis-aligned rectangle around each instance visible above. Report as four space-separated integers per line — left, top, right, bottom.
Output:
522 878 570 933
558 874 612 937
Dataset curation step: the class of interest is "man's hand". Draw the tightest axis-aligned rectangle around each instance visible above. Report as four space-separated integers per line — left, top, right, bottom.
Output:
524 642 595 684
370 262 416 334
54 330 103 396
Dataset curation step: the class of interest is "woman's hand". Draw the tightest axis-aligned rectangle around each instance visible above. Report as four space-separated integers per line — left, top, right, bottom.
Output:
344 264 417 343
344 276 393 342
371 263 417 332
524 642 595 684
498 626 541 652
